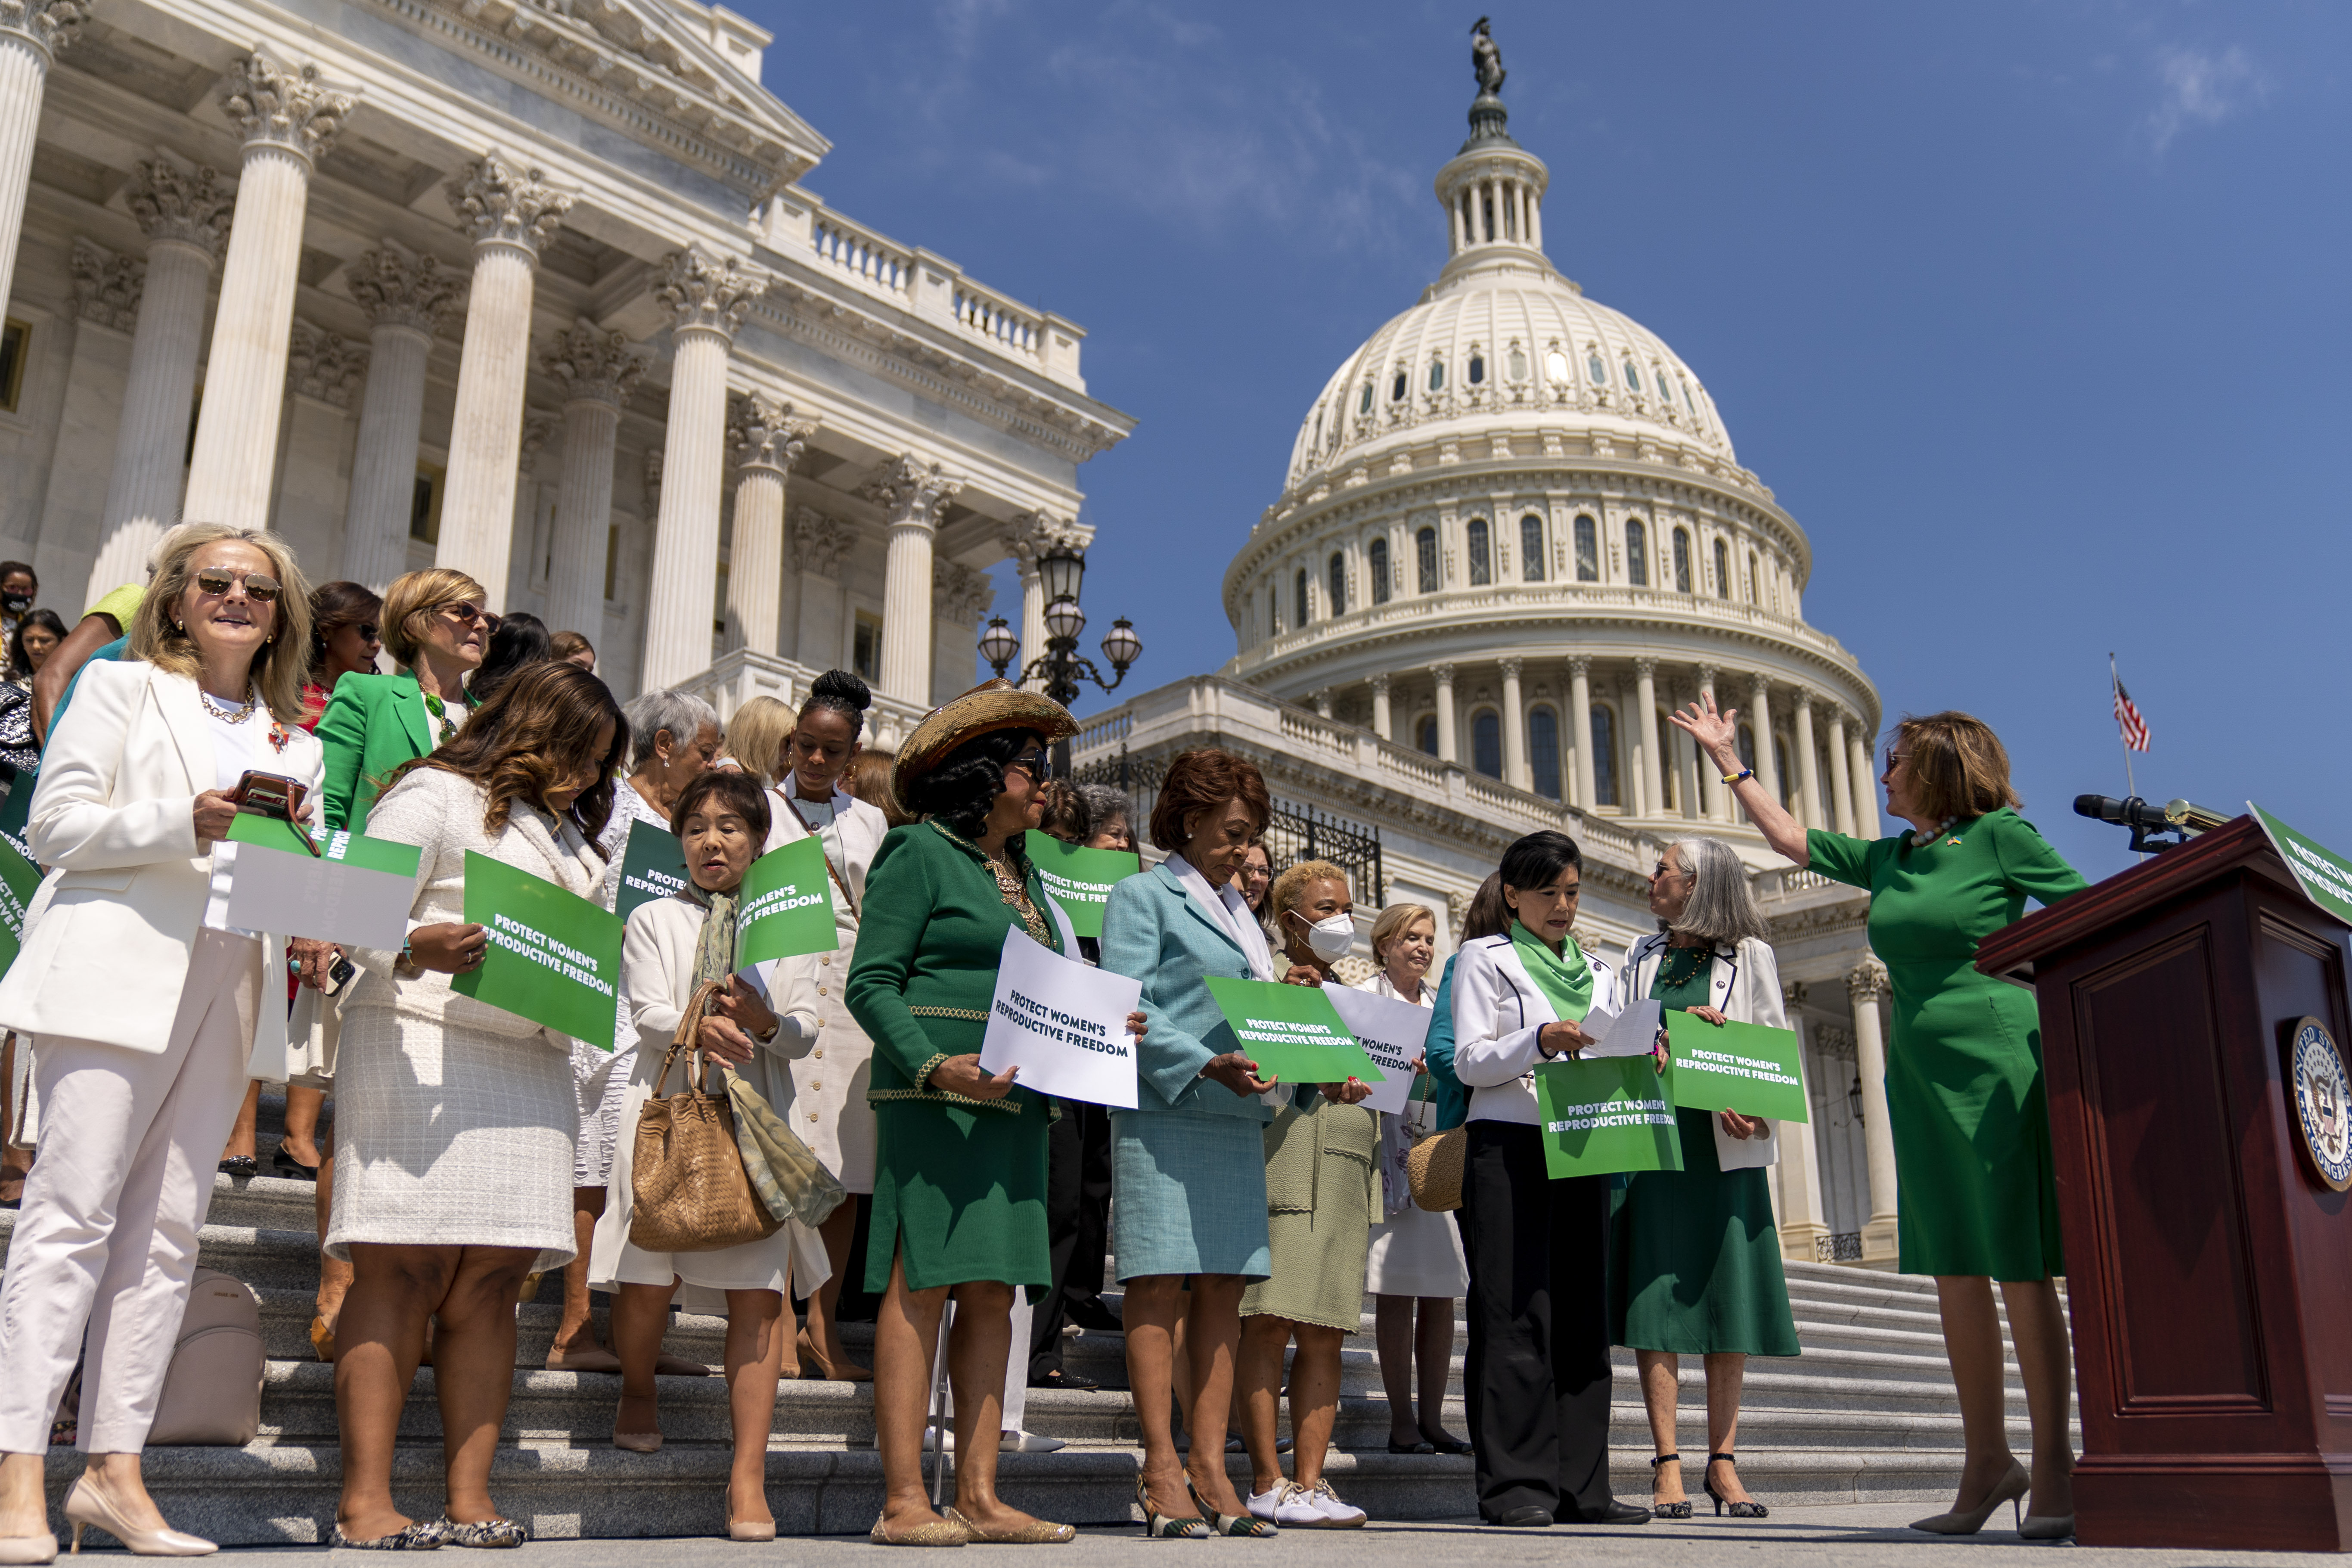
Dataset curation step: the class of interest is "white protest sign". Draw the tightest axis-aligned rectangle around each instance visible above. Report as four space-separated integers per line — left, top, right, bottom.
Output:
978 925 1142 1108
223 824 418 949
1576 997 1664 1060
1322 983 1435 1116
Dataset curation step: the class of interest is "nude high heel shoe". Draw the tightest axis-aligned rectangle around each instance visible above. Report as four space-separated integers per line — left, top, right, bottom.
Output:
61 1477 214 1556
1908 1459 2028 1536
0 1533 58 1565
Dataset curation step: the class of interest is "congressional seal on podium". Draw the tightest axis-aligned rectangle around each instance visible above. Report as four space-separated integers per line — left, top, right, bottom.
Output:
2288 1016 2351 1192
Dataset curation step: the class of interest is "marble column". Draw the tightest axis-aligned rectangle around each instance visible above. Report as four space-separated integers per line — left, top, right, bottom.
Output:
434 153 573 606
1848 961 1901 1263
182 50 357 531
1431 663 1458 764
341 245 462 593
1793 694 1826 832
1697 665 1725 821
1369 673 1392 742
1499 657 1528 789
84 158 232 605
538 317 645 644
1826 707 1857 837
1749 674 1781 805
0 2 84 323
1568 656 1596 809
642 248 771 691
1634 658 1664 818
1773 985 1832 1261
724 392 809 656
1849 726 1883 839
860 453 961 703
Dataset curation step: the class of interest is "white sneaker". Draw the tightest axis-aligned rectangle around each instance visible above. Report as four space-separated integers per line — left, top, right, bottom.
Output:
1307 1479 1367 1528
999 1430 1065 1453
1247 1482 1327 1528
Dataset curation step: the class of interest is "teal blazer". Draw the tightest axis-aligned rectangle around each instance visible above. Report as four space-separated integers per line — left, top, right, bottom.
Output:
1099 859 1281 1122
315 672 436 832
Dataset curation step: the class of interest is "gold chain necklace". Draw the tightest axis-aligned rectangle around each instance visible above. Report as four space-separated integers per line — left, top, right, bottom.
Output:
199 686 258 725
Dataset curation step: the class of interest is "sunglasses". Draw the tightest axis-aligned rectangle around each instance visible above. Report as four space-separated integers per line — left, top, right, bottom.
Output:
357 623 380 643
1008 751 1053 782
438 603 500 633
192 569 281 604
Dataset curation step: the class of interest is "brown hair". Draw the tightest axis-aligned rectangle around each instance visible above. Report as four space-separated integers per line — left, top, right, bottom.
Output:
384 662 627 843
671 768 772 846
550 629 593 663
723 694 795 787
380 566 487 668
1148 748 1272 852
1893 710 2021 823
1037 779 1088 842
130 522 315 724
306 580 382 687
1460 872 1508 941
1369 903 1436 963
848 748 913 826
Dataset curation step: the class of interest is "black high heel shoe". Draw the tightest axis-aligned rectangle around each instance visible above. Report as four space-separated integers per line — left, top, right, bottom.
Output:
1648 1454 1691 1520
1703 1453 1767 1518
272 1141 319 1181
217 1155 257 1179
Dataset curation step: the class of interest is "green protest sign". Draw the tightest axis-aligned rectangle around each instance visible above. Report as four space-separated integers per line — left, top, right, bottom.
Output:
0 832 42 979
452 851 624 1048
2252 804 2352 931
615 820 689 924
734 836 837 967
1201 975 1386 1086
1024 831 1141 939
1534 1056 1683 1179
1664 1012 1809 1123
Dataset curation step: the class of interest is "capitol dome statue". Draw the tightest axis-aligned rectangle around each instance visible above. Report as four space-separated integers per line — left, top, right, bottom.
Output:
1221 45 1882 846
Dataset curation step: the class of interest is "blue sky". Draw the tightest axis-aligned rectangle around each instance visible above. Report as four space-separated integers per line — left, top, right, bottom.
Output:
744 1 2349 878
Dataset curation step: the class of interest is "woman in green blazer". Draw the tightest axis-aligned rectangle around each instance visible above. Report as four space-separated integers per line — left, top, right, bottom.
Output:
315 568 490 831
846 682 1086 1548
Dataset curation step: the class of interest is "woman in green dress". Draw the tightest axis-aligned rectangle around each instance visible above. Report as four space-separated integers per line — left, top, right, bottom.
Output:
846 681 1089 1548
1671 698 2087 1541
1610 836 1798 1521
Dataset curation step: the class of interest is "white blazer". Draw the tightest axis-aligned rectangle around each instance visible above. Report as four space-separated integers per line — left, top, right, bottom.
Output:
761 783 888 935
0 661 323 1071
1623 931 1791 1171
1450 932 1621 1127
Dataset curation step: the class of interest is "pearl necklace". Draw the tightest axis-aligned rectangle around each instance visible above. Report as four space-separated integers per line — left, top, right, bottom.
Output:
199 686 259 725
1908 817 1958 851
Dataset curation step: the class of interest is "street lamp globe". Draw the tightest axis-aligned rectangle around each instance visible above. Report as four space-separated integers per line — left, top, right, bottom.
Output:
977 615 1020 674
1044 594 1087 644
1100 616 1142 672
1037 545 1086 607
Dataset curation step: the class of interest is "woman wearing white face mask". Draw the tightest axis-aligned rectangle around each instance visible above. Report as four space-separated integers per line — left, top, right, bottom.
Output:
1236 861 1377 1531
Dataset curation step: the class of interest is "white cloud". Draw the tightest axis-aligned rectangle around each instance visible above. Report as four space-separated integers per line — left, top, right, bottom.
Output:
2143 45 2268 152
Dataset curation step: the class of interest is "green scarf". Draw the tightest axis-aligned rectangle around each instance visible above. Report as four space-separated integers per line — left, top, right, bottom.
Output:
682 883 742 987
1510 919 1595 1022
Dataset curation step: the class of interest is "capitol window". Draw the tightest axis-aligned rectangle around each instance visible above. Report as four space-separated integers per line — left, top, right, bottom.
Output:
1626 519 1649 586
1546 348 1570 383
1359 382 1373 416
1591 705 1620 807
1623 360 1642 393
1368 538 1391 604
1328 552 1347 616
1466 518 1492 585
1508 345 1527 381
1587 351 1607 385
1416 714 1440 756
1529 706 1562 799
1775 736 1794 808
1428 359 1446 393
1392 371 1408 402
1416 526 1438 591
1295 568 1309 628
1574 515 1599 581
1520 515 1545 581
1747 550 1760 605
1471 710 1502 779
1673 527 1694 593
1468 354 1485 385
1713 538 1731 599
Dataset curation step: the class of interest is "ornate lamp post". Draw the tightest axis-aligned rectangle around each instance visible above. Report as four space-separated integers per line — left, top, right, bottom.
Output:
978 544 1143 769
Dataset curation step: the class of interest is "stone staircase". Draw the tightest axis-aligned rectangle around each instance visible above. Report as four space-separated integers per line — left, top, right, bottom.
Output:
0 1095 2073 1543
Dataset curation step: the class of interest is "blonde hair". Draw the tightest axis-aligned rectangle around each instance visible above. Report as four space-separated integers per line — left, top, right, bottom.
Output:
724 695 796 786
129 523 313 724
1266 858 1349 936
381 567 487 668
1369 903 1436 964
1893 710 2022 823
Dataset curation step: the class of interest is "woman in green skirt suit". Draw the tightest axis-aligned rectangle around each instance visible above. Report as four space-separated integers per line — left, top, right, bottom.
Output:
1672 699 2087 1540
1610 837 1798 1521
847 681 1093 1548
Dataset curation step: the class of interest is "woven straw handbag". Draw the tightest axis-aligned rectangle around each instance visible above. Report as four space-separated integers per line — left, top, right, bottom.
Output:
628 980 783 1253
1406 1124 1468 1212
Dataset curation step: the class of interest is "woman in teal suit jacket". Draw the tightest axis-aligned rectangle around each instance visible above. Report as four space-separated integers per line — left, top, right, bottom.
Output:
315 569 489 830
1098 749 1305 1537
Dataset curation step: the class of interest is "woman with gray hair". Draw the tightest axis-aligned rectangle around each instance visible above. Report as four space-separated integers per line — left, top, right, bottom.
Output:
1612 835 1799 1521
1075 783 1133 851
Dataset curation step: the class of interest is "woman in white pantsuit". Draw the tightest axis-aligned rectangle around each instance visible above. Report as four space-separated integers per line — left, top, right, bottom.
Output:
0 523 321 1562
757 670 889 1381
326 662 625 1550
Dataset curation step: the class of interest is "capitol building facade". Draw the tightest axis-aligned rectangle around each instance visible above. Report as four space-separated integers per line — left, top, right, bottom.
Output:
1075 78 1905 1267
0 0 1129 753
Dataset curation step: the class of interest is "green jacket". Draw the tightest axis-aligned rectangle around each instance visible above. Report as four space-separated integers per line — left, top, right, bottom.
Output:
846 821 1064 1117
315 672 438 832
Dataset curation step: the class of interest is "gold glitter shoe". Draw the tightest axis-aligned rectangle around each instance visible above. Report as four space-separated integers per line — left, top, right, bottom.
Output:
940 1507 1074 1544
867 1515 971 1547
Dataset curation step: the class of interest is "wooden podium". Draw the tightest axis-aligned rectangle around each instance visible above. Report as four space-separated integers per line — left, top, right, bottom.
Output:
1977 815 2352 1552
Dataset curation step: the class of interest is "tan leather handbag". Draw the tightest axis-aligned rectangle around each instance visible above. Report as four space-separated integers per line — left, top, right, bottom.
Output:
628 980 782 1254
146 1268 264 1445
1406 1124 1468 1212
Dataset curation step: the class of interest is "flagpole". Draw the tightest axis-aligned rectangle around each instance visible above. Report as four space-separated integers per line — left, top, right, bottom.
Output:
2110 652 2137 799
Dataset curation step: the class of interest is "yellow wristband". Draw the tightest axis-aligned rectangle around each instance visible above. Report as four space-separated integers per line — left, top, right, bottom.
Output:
1723 767 1755 786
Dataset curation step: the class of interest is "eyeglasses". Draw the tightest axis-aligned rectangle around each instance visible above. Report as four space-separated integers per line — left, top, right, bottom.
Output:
437 603 500 634
1008 751 1052 782
192 569 281 603
357 623 380 643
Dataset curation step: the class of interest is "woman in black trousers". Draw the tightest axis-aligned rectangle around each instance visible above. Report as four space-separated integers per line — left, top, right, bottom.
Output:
1449 832 1649 1529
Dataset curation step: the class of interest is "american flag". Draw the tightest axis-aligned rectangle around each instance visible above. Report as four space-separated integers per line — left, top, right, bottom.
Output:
2113 669 2150 752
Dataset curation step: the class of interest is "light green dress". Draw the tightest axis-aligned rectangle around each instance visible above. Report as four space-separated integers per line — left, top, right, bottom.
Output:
1808 808 2088 1279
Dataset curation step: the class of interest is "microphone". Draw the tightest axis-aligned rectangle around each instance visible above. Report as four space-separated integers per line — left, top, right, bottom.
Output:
2074 795 2169 830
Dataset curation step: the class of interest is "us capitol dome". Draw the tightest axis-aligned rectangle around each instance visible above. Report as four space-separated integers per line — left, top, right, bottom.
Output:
1221 65 1883 845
